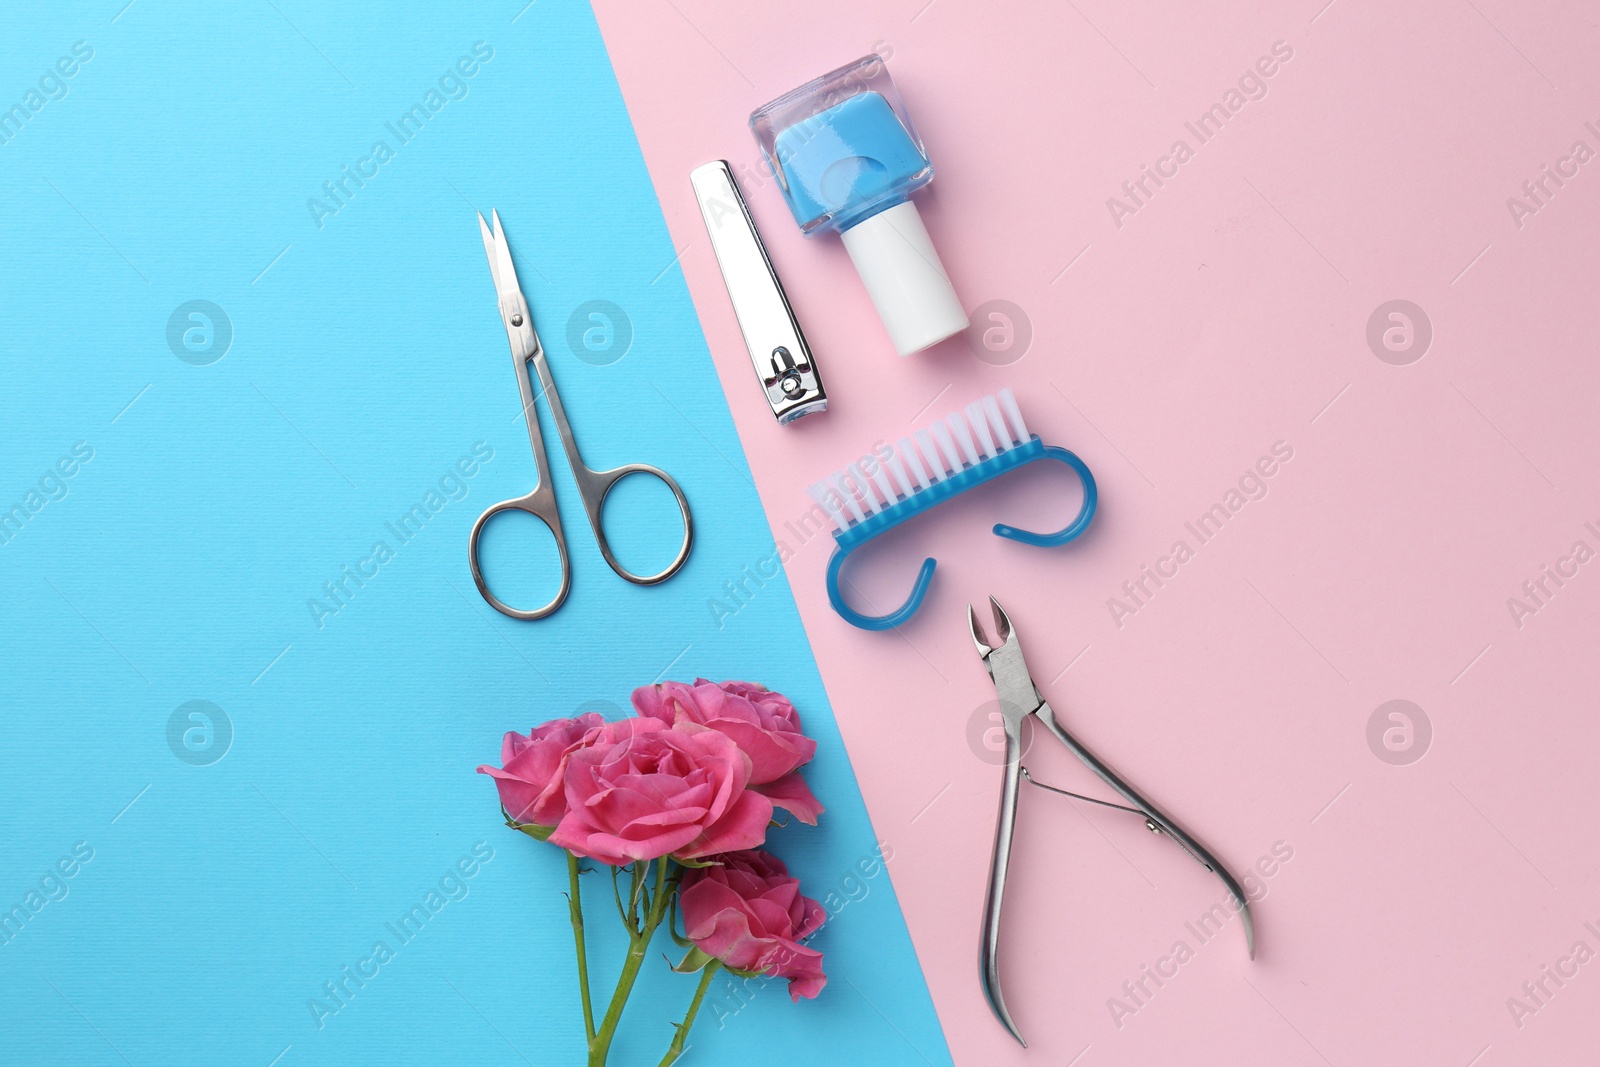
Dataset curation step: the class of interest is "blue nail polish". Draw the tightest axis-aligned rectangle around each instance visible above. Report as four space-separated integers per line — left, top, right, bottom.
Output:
752 56 968 356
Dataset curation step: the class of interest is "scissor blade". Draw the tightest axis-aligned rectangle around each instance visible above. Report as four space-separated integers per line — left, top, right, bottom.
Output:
478 210 541 363
489 208 526 301
477 211 502 291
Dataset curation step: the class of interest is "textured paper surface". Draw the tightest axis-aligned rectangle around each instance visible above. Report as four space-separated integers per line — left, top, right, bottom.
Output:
591 1 1600 1062
0 2 948 1063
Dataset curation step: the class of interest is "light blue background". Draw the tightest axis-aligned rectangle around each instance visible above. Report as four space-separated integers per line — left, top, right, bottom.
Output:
0 2 951 1063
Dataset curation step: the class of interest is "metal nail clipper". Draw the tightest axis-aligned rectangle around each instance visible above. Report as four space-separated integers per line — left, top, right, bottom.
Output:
968 597 1254 1047
690 161 826 424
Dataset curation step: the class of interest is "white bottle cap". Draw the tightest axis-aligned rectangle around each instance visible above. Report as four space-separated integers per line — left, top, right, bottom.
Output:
839 200 969 356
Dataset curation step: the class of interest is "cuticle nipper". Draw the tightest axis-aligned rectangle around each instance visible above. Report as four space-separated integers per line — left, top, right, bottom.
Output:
968 596 1254 1047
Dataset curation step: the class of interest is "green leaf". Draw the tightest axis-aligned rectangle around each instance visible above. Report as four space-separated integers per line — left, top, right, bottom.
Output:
672 946 714 974
499 806 556 841
672 853 722 869
510 820 555 841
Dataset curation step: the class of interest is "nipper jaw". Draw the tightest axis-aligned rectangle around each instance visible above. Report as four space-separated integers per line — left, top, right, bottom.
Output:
968 597 1041 737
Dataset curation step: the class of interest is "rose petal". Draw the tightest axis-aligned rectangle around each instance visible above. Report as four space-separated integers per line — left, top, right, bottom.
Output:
753 770 824 825
674 790 773 861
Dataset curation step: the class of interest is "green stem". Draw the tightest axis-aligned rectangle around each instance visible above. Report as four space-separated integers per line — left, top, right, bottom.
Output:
567 852 596 1042
627 861 644 931
590 858 675 1067
610 865 629 927
658 960 720 1067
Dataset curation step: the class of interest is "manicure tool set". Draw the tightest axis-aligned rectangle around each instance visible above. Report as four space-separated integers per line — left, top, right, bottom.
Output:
463 47 1256 1048
684 54 1258 1046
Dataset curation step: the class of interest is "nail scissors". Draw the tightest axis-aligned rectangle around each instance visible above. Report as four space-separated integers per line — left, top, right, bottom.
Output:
469 211 693 620
968 597 1254 1047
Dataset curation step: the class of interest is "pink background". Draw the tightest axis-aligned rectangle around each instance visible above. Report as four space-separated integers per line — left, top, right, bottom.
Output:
592 1 1600 1062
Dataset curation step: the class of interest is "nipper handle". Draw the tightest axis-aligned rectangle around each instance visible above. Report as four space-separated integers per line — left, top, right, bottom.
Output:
979 728 1029 1047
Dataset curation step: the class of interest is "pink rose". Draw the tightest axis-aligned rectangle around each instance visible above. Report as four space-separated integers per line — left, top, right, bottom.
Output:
476 713 606 830
632 680 823 825
679 849 826 1001
548 718 773 866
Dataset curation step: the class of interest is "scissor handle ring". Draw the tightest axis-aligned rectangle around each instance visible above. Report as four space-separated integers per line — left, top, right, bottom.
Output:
580 462 694 585
467 493 572 620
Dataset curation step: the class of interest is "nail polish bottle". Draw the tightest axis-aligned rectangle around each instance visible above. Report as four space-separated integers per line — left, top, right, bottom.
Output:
751 56 968 356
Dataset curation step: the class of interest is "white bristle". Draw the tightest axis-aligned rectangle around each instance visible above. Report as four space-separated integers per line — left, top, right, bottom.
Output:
947 414 980 468
897 436 931 489
885 448 914 497
808 481 847 531
814 389 1040 529
998 388 1028 443
966 401 998 458
913 429 944 482
831 473 867 523
843 463 871 512
868 461 899 509
930 422 962 474
852 462 887 513
982 395 1014 448
815 389 1039 531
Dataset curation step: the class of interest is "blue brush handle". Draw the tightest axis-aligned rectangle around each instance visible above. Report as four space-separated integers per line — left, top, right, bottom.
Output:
825 441 1098 630
993 445 1097 546
826 552 936 631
